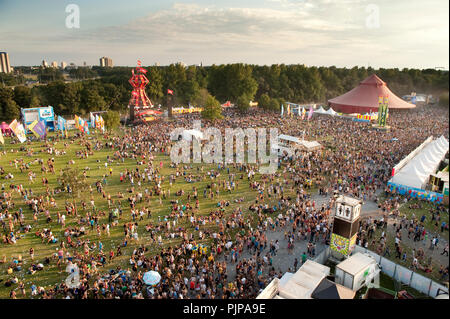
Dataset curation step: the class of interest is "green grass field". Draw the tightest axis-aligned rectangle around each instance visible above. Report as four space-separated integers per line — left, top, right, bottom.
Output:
0 130 297 298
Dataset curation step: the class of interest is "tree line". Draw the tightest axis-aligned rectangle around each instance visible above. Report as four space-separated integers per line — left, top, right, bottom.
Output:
1 64 448 121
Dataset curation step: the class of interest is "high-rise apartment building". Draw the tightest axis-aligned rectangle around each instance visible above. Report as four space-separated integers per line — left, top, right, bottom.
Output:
0 52 12 73
99 57 113 67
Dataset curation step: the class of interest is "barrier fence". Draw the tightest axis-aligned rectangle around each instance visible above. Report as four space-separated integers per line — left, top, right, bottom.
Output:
312 246 448 298
352 245 448 298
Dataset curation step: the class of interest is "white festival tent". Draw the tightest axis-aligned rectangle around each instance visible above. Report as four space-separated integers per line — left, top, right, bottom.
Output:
325 107 339 116
390 136 449 189
315 106 327 114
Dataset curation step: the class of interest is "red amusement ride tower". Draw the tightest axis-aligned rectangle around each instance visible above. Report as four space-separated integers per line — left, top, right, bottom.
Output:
128 60 152 122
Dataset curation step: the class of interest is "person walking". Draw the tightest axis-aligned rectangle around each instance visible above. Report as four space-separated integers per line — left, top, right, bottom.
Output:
441 244 449 257
383 246 391 257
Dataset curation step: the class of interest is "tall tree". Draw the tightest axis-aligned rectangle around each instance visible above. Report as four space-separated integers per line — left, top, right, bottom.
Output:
102 110 121 131
0 87 20 120
13 86 32 108
201 95 223 121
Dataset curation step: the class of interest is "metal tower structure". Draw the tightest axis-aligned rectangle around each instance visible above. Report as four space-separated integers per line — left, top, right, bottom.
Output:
128 60 152 122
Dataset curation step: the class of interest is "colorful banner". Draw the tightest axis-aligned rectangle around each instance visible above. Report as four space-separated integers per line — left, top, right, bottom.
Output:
307 107 314 120
357 114 374 121
377 96 389 127
387 181 444 203
330 233 350 256
349 233 357 254
9 119 27 143
99 116 105 132
58 116 67 131
32 121 47 138
27 120 40 138
172 107 203 114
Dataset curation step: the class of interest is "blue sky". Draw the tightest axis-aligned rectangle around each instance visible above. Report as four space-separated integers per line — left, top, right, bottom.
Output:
0 0 448 69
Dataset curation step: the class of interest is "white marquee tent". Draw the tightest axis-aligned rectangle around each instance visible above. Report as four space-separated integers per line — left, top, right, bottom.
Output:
315 106 328 114
325 107 339 116
390 136 449 189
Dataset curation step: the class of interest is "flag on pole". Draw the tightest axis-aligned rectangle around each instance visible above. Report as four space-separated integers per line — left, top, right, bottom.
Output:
77 117 85 133
9 119 27 143
27 120 40 138
301 107 306 120
137 60 142 66
74 115 80 129
307 107 314 120
280 104 284 117
99 116 105 132
32 121 47 138
167 89 174 95
58 116 66 131
0 130 4 145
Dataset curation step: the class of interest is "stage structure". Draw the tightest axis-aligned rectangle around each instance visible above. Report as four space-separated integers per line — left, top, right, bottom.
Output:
330 196 362 260
128 61 152 122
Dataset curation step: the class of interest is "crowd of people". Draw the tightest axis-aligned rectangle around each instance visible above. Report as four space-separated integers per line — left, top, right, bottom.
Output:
0 104 448 299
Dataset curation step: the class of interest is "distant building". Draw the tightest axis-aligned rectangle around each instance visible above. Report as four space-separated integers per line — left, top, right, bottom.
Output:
42 60 49 68
100 57 113 67
61 61 67 69
0 52 12 73
66 62 77 70
51 61 58 68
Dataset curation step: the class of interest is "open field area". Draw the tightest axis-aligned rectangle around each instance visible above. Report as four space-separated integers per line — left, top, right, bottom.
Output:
0 129 305 298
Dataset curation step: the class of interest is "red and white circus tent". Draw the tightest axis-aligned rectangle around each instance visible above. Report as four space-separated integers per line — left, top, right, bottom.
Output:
328 74 416 114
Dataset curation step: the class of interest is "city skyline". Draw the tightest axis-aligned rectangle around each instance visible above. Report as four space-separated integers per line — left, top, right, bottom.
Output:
0 0 448 69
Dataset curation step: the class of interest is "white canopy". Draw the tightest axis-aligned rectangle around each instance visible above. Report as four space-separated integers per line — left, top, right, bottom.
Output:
325 107 338 116
278 134 301 143
390 136 449 189
315 106 327 114
278 260 330 299
300 140 322 151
